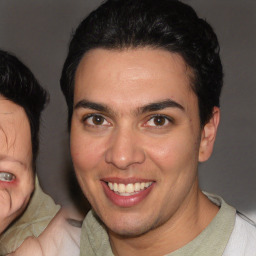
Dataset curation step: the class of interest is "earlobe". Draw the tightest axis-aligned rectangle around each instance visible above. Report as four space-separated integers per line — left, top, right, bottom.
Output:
198 107 220 162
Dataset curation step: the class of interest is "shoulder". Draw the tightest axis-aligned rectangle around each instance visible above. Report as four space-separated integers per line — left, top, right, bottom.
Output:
34 208 82 256
223 212 256 256
0 178 60 255
9 208 82 256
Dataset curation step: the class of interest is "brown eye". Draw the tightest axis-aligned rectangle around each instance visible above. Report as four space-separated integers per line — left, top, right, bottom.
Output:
92 115 104 125
83 114 110 127
145 115 172 128
153 116 166 126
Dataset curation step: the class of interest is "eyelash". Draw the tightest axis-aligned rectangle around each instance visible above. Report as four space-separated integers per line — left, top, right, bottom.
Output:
144 114 174 128
0 172 16 182
82 114 111 127
82 113 173 128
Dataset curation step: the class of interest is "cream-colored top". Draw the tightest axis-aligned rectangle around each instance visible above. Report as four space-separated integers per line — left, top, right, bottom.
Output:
223 214 256 256
0 177 60 255
8 193 256 256
80 193 236 256
8 209 82 256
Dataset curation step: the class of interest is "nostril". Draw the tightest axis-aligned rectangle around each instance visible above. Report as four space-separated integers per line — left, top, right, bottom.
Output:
105 147 145 170
104 130 146 169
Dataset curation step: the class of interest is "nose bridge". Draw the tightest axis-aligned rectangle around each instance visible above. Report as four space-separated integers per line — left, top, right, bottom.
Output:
105 125 145 169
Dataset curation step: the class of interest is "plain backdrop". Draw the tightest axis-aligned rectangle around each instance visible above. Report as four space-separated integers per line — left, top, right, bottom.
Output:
0 0 255 220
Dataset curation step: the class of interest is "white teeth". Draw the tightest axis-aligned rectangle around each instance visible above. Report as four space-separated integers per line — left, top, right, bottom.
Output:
107 181 153 195
134 183 140 192
109 182 113 190
119 184 126 193
126 184 134 193
145 182 151 188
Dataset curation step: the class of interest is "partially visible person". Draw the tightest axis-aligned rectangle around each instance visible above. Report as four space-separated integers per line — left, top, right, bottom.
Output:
8 209 81 256
0 50 60 255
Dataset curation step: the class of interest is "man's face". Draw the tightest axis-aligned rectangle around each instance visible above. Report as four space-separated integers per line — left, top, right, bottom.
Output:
0 96 34 233
71 48 214 236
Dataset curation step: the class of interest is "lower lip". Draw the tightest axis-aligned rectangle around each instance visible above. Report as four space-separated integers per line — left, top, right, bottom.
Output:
102 181 154 208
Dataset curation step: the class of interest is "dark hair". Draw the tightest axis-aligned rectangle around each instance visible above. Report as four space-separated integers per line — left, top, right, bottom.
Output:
61 0 223 128
0 50 48 170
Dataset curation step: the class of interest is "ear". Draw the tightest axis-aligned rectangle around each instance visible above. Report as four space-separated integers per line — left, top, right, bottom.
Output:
198 107 220 162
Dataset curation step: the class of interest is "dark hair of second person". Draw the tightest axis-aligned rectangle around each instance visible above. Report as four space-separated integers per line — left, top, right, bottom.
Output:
0 50 48 170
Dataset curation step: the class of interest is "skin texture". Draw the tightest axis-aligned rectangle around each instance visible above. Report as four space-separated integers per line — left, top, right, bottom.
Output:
0 95 34 234
9 209 81 256
71 48 220 255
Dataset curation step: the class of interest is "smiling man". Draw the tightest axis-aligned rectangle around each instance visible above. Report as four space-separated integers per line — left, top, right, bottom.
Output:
71 49 219 242
58 0 256 255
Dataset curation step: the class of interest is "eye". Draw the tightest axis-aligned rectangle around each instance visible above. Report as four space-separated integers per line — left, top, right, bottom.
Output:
83 114 110 127
0 172 15 182
145 115 172 127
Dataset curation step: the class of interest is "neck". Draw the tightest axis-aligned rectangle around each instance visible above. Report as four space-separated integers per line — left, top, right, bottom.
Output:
109 185 219 256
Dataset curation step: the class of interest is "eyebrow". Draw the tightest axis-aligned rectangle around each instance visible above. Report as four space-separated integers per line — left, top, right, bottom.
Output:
0 112 13 115
139 99 184 113
74 99 184 116
0 155 26 167
74 100 111 113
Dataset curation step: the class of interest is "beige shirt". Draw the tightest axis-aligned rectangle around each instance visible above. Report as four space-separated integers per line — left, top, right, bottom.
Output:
9 209 81 256
10 193 256 256
80 193 236 256
0 177 60 255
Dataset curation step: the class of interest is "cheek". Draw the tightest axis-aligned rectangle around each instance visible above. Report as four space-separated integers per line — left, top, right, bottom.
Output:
11 171 34 206
70 133 106 174
70 134 106 206
145 133 199 172
0 189 12 218
0 173 34 226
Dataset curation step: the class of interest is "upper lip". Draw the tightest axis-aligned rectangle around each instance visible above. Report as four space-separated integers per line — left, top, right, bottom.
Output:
101 177 155 184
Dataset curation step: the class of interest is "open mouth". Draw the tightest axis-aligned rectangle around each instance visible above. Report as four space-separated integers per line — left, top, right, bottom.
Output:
101 178 155 208
101 179 155 207
107 182 153 196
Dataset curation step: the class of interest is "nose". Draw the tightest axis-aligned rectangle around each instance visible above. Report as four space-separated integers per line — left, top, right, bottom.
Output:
105 128 145 170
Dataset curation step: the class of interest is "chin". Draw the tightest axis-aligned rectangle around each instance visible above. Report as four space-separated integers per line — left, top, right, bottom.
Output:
109 225 151 238
101 212 156 238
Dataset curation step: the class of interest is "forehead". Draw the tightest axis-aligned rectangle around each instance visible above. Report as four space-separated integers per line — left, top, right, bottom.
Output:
0 95 27 122
0 95 31 157
74 48 196 111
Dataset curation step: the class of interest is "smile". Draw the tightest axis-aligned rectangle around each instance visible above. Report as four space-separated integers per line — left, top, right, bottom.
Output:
102 179 155 207
107 182 153 196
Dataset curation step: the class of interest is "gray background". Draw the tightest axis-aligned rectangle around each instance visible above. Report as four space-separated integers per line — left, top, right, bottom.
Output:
0 1 255 220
